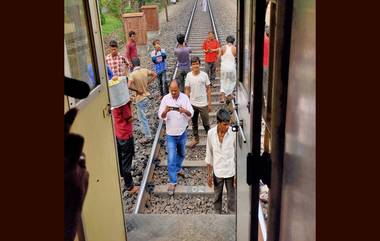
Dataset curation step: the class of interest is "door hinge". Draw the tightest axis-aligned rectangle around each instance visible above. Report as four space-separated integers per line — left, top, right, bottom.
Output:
246 151 272 188
103 103 111 118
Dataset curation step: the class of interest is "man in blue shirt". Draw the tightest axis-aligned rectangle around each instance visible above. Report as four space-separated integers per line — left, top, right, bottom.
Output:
150 39 168 97
87 63 114 88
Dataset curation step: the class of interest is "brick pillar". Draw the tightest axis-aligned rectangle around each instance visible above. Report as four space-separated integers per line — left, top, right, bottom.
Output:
122 12 147 45
141 5 159 31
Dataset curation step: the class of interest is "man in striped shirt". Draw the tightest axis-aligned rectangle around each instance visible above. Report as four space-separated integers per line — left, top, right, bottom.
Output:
105 40 128 77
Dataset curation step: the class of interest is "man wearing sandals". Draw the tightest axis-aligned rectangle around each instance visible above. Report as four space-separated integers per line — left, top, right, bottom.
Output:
185 56 211 148
158 80 194 195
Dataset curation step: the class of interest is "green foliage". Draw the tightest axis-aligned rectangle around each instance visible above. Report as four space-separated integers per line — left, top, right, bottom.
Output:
101 14 123 36
99 0 125 43
100 10 106 25
98 0 165 44
109 0 123 17
124 5 133 13
99 0 123 17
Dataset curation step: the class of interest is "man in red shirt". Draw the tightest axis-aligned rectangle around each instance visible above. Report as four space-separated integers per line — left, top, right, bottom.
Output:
203 31 220 85
263 28 270 101
125 31 138 72
112 101 139 194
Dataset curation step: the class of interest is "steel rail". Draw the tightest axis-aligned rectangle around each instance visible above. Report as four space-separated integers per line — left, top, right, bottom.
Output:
207 0 266 240
133 0 199 214
207 0 219 41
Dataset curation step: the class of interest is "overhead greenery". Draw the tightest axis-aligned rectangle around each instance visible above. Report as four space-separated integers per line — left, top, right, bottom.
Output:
99 0 165 43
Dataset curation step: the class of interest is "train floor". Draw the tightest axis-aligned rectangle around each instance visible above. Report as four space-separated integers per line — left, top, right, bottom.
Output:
126 214 235 241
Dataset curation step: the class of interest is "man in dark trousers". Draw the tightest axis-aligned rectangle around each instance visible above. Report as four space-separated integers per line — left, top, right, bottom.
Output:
202 31 220 86
205 109 236 214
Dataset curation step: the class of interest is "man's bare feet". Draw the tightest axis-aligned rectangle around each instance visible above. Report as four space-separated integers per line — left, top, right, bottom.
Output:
188 139 199 148
128 186 139 194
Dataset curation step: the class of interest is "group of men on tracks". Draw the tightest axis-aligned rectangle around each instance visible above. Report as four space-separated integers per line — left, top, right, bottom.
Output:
105 29 238 214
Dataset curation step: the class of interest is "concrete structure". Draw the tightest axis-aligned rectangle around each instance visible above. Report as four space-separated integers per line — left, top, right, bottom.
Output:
141 5 159 31
122 12 147 45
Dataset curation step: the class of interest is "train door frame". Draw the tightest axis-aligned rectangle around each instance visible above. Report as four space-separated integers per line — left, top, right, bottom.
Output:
265 0 294 240
236 0 256 240
247 0 315 240
236 0 295 240
248 0 267 240
271 0 316 239
64 0 127 240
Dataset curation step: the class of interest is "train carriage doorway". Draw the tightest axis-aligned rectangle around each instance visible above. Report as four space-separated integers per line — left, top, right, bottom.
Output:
64 0 127 240
236 0 316 240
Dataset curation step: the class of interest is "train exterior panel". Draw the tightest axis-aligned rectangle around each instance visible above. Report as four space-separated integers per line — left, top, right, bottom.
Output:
278 0 315 240
236 0 315 240
236 0 255 239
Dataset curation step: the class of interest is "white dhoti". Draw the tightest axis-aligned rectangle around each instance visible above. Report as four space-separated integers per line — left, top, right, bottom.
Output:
220 45 236 96
220 67 236 96
202 0 207 12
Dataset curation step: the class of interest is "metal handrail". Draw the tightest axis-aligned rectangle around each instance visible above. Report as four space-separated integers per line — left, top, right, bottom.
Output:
133 0 199 214
232 99 247 143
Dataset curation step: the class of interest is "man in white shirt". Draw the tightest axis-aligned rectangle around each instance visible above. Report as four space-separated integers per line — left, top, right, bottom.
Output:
205 108 236 214
158 79 194 195
185 56 211 148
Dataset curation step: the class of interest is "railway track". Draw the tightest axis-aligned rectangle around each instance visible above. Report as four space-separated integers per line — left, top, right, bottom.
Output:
126 0 258 240
126 0 236 240
134 0 229 215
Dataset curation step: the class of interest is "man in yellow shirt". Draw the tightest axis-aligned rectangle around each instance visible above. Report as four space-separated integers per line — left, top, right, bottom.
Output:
128 57 157 144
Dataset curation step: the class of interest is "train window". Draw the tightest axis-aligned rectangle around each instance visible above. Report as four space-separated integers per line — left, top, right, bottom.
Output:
261 2 278 239
262 1 277 154
64 0 99 101
263 3 270 110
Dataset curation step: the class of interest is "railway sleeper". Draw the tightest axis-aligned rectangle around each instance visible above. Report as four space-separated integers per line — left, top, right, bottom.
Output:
153 184 226 196
159 159 207 167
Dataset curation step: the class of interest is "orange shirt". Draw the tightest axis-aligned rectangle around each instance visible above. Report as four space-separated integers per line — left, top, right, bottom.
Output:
203 39 220 63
